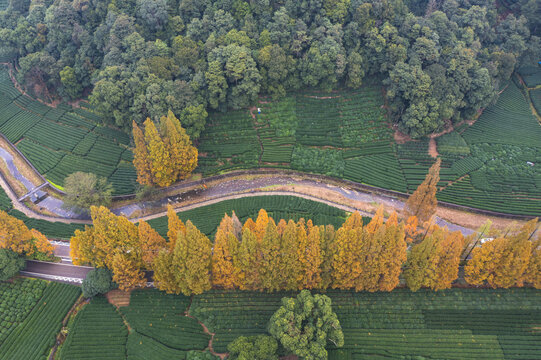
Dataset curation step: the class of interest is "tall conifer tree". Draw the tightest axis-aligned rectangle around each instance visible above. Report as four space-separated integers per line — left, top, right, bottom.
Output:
132 120 152 186
212 214 240 289
144 118 174 187
404 158 441 222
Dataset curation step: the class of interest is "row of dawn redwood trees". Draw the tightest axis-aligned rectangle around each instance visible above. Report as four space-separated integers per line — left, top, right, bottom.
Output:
69 203 540 294
132 110 198 187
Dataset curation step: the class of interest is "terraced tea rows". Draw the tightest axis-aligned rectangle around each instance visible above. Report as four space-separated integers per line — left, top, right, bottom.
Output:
0 67 136 195
145 195 352 238
57 296 127 360
0 282 80 360
121 290 210 357
190 289 541 359
0 279 46 345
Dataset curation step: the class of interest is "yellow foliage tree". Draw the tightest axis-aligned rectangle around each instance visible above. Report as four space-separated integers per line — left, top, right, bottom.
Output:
70 206 145 290
465 219 536 288
138 220 167 269
144 118 174 187
111 253 146 291
132 120 152 186
278 219 301 290
331 212 364 289
300 220 322 289
212 214 240 289
173 220 213 295
167 204 185 250
405 224 465 291
70 226 95 266
319 224 336 289
259 219 282 291
403 158 441 222
152 250 178 294
160 110 198 180
523 235 541 288
236 227 261 290
30 229 55 258
0 210 33 254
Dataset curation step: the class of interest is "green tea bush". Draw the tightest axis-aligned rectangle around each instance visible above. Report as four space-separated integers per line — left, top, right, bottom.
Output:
436 132 470 155
290 146 344 177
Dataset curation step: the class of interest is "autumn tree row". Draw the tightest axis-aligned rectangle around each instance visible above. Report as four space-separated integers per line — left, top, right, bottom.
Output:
0 210 54 260
70 204 540 294
132 110 198 187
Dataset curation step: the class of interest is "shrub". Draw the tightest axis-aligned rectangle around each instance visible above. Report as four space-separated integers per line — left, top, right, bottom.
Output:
82 268 116 298
227 335 278 360
0 249 24 281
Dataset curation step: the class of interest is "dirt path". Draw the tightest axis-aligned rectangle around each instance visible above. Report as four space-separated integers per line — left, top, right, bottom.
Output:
428 138 438 158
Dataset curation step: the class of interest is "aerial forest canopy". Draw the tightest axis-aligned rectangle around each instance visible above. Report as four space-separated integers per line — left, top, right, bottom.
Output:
0 0 539 138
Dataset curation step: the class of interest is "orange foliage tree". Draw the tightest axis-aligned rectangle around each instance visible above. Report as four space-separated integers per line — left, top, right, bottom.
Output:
138 220 167 269
465 219 537 288
404 224 465 291
70 206 146 290
132 112 198 188
153 220 212 295
212 213 241 289
132 120 152 186
0 210 54 259
403 158 441 222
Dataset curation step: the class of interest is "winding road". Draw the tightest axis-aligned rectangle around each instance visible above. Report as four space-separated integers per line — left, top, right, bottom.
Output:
0 137 515 284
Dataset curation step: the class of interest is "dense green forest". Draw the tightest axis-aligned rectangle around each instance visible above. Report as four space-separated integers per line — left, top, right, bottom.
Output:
0 0 539 139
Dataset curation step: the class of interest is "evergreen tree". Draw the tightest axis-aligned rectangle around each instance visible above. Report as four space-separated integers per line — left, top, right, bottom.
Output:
404 158 441 222
268 290 344 360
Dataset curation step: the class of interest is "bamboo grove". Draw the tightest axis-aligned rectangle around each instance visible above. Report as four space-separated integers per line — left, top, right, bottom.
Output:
68 204 541 294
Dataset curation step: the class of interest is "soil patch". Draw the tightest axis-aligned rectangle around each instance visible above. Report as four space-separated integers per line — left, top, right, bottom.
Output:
106 289 132 308
428 138 438 158
393 129 412 144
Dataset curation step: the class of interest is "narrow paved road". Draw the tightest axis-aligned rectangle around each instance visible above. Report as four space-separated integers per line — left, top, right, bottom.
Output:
21 260 92 284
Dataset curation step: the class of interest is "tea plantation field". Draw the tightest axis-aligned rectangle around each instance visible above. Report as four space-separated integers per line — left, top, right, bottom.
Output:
0 64 539 214
197 79 541 215
191 288 541 359
0 279 80 360
146 195 355 238
0 67 137 195
54 287 541 359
